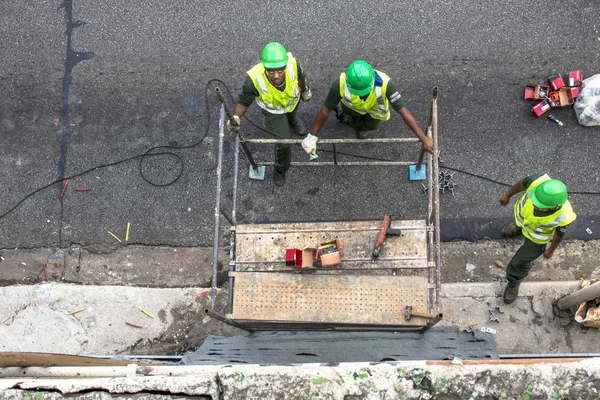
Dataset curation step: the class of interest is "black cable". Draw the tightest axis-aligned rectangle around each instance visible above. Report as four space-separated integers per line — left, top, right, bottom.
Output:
206 81 600 197
314 149 599 195
2 78 599 221
0 78 231 220
0 152 179 220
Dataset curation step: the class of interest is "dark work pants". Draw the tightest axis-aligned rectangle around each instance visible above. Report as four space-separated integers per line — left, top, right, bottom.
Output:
262 106 299 174
338 103 382 132
506 237 547 286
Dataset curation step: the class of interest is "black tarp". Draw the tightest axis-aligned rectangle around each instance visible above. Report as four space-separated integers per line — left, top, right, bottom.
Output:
182 327 498 365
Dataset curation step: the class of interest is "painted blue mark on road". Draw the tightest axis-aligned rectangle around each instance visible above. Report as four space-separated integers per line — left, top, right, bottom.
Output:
181 96 199 116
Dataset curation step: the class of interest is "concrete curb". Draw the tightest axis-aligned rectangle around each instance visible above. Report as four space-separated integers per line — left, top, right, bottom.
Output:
3 359 600 399
441 281 583 299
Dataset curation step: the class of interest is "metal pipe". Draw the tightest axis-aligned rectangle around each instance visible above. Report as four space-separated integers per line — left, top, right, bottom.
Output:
432 87 442 308
239 137 260 170
556 280 600 310
419 313 443 332
234 226 425 234
416 94 435 171
211 106 225 309
204 308 253 332
425 88 436 314
227 134 240 314
215 87 235 125
232 135 239 225
244 138 420 144
215 87 260 171
252 161 418 166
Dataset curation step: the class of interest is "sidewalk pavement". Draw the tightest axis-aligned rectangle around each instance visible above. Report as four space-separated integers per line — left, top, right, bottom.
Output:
1 242 599 357
1 280 596 357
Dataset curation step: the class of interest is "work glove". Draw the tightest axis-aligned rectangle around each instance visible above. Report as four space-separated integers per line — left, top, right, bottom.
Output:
301 133 319 161
301 86 312 102
226 115 241 132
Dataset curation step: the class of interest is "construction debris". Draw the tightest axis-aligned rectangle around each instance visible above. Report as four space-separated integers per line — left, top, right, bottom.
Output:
107 231 122 244
67 307 85 315
138 306 154 318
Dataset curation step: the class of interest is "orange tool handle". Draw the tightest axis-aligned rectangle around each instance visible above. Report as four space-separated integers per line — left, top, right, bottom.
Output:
375 215 391 247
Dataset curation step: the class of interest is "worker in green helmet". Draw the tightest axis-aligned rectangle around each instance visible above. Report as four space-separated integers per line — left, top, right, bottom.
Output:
228 42 312 186
301 60 433 159
499 173 577 304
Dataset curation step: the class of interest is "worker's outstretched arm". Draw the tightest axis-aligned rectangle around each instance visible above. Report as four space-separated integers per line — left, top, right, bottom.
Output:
398 107 433 154
310 106 333 137
499 179 527 205
233 104 248 118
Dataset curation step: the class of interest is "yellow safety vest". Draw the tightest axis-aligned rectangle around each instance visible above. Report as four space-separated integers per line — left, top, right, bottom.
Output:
247 53 301 114
514 174 577 244
339 70 391 121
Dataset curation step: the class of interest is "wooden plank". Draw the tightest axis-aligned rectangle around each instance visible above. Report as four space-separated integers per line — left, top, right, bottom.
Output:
234 220 428 271
0 352 151 367
228 272 431 325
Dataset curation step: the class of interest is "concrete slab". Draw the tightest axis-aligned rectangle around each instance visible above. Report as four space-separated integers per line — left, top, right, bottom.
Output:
0 283 240 355
438 281 599 355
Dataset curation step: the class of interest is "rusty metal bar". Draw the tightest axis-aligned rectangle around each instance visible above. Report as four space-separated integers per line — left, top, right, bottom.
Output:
225 320 430 332
419 313 443 333
204 308 254 332
238 137 260 170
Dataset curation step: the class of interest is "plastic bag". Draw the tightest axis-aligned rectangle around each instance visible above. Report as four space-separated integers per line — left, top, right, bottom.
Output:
575 279 600 328
574 73 600 127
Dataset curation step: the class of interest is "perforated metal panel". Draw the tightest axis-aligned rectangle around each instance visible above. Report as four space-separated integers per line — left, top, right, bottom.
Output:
227 272 432 325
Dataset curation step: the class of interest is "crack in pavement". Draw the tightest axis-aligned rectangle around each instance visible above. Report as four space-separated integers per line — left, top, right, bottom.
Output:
57 0 95 247
2 304 32 326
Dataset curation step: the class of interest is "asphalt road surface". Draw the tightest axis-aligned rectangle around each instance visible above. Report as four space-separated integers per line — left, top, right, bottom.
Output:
1 0 599 249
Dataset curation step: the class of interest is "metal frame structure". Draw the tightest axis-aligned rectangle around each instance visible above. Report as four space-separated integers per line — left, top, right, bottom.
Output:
210 87 441 332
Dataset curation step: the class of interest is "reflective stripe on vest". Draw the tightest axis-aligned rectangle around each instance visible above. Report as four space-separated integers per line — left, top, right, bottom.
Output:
247 53 300 115
339 70 391 121
513 174 577 244
255 62 297 95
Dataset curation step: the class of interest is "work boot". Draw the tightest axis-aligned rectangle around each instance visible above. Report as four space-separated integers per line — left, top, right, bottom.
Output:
355 128 371 139
503 283 520 304
502 223 522 238
273 169 286 187
291 118 308 136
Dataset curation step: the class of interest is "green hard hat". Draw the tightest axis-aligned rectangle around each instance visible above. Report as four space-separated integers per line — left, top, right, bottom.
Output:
530 179 568 209
346 60 375 96
261 42 288 69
